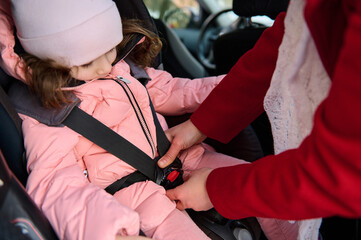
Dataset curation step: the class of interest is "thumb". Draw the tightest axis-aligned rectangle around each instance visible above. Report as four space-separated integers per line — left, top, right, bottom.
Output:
158 142 182 168
166 188 186 210
166 188 177 201
164 128 174 142
175 200 186 211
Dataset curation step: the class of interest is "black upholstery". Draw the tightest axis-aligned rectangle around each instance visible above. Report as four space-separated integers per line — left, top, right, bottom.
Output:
0 68 27 186
214 0 289 75
214 26 266 74
0 150 58 239
0 69 57 237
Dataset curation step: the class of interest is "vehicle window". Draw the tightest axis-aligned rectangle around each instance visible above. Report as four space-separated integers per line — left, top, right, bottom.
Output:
214 0 232 8
144 0 201 29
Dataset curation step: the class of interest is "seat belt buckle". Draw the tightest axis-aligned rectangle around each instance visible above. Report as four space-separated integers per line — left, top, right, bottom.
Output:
155 157 184 190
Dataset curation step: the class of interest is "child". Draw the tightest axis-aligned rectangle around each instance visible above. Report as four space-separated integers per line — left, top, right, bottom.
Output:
1 0 301 239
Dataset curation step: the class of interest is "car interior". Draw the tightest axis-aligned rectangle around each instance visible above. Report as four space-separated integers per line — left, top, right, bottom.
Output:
0 0 360 239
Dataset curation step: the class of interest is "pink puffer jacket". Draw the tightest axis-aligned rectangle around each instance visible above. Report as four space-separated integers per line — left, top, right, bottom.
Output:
22 62 222 240
0 1 224 239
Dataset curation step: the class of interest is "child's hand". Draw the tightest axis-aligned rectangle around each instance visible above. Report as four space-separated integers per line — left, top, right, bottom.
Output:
158 120 206 168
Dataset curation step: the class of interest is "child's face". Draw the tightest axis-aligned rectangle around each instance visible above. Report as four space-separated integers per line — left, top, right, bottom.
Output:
70 48 117 81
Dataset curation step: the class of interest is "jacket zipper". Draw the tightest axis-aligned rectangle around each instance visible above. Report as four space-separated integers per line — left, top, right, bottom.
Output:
107 76 157 157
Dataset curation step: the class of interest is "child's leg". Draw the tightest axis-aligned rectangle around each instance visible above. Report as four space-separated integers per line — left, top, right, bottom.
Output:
113 181 209 240
195 148 248 169
151 209 210 240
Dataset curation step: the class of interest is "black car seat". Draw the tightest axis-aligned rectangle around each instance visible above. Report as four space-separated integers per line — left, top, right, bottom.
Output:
0 68 59 239
0 0 264 239
213 0 289 75
0 67 27 186
0 150 59 240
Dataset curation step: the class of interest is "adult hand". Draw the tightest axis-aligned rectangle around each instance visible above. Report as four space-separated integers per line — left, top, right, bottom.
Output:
166 168 214 211
158 119 206 168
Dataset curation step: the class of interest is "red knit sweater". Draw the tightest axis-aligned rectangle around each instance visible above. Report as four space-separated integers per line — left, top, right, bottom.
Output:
191 0 361 220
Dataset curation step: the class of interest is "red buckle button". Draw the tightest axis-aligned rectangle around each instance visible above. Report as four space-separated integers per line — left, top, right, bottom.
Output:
167 170 179 182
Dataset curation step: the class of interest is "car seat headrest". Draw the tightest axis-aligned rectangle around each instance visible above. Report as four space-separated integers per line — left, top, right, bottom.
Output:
232 0 289 19
114 0 161 68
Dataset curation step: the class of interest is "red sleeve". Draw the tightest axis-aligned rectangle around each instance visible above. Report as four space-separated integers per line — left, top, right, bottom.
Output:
190 13 286 143
206 7 361 220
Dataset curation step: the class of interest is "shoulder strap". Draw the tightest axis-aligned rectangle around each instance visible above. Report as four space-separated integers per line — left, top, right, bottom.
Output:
63 96 182 184
126 58 180 163
63 106 158 181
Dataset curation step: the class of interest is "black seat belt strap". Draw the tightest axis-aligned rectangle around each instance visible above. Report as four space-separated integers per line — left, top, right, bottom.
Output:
148 99 169 156
147 98 182 168
63 101 183 192
104 171 147 195
63 106 157 181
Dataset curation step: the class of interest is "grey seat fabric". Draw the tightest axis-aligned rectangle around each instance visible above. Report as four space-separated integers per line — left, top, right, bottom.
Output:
161 22 208 78
154 18 209 78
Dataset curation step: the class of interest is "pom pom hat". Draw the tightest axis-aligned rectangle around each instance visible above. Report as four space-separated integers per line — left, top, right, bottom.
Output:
11 0 123 67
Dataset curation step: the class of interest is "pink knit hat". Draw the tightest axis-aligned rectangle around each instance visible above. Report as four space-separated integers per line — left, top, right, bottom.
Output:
11 0 123 67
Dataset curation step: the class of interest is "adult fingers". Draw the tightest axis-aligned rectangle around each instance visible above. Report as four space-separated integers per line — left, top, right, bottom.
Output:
165 187 179 201
157 141 183 168
166 188 186 210
175 200 186 211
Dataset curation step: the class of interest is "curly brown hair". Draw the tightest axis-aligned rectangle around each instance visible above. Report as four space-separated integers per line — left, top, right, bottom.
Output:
119 19 162 68
22 19 162 108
